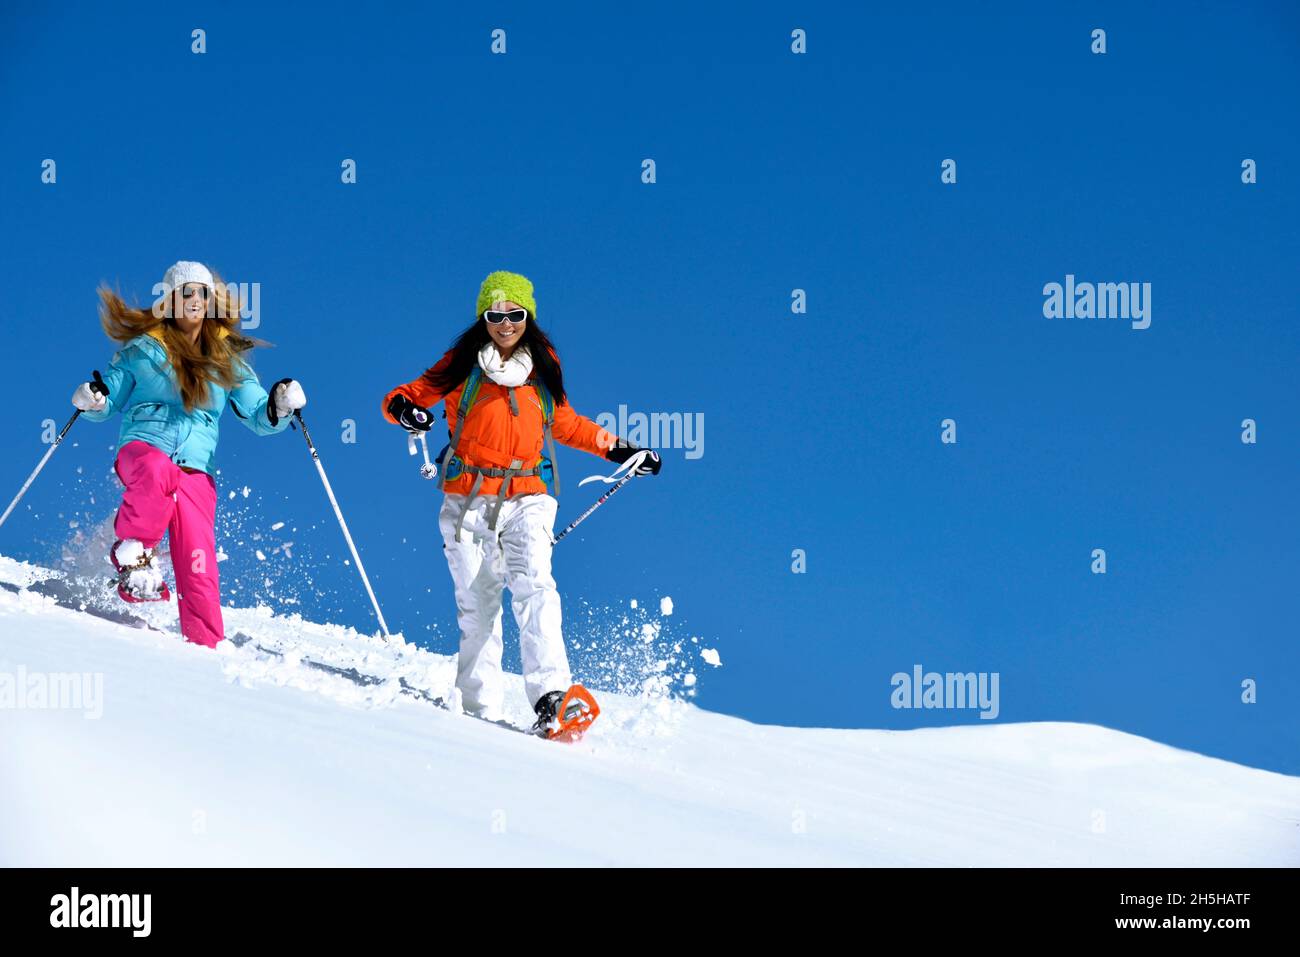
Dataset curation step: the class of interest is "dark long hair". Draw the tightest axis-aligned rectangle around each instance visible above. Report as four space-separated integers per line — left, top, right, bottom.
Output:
424 314 567 405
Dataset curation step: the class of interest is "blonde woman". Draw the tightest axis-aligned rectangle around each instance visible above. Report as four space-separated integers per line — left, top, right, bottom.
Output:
71 261 306 647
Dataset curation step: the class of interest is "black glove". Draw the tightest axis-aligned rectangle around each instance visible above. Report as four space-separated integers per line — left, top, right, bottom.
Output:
387 394 433 433
606 443 661 476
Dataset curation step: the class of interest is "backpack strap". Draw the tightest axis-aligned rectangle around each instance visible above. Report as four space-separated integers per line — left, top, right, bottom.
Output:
451 459 544 540
532 378 560 496
436 366 484 491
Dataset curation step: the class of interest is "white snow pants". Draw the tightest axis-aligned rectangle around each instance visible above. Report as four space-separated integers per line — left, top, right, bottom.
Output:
439 492 572 719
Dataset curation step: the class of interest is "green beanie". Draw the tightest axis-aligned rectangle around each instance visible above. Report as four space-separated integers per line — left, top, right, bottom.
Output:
477 270 537 319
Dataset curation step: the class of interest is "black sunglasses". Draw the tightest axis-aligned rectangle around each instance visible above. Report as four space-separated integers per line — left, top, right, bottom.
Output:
483 309 527 325
181 283 210 300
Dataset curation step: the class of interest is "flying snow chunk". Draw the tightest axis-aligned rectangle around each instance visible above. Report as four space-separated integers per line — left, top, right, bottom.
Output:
271 521 285 531
255 550 267 561
660 596 674 616
630 599 638 609
701 648 722 668
242 486 252 499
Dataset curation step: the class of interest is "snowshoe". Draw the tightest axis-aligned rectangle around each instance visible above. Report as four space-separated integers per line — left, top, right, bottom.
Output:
110 538 171 604
530 684 600 741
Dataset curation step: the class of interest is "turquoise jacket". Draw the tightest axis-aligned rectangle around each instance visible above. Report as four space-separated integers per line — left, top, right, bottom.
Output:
83 333 291 473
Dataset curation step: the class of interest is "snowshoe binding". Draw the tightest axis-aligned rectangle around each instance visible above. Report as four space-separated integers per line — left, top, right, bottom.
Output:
530 685 601 741
110 538 171 603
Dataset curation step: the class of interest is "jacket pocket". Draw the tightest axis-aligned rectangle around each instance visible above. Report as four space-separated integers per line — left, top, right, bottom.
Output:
127 402 168 423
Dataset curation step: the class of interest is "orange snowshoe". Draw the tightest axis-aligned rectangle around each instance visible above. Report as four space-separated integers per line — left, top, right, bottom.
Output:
531 684 601 741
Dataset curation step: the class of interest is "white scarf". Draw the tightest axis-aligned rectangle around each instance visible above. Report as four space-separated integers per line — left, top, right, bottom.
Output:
477 342 533 387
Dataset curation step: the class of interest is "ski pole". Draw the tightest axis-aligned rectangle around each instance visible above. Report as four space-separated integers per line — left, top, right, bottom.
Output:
551 470 637 545
0 372 108 530
551 450 651 546
407 431 437 479
293 410 391 638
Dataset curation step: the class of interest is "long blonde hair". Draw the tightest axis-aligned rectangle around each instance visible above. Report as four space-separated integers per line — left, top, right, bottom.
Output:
98 271 260 412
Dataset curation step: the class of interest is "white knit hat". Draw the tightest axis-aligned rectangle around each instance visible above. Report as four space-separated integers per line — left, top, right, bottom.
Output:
161 260 214 293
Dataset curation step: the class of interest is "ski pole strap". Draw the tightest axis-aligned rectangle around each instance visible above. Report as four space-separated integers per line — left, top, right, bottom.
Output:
577 449 651 487
409 432 436 479
418 434 436 479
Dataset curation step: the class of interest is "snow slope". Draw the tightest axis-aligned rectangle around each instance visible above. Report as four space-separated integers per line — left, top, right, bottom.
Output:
1 555 1297 867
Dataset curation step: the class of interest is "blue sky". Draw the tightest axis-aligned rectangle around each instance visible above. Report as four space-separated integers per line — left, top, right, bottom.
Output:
1 2 1297 773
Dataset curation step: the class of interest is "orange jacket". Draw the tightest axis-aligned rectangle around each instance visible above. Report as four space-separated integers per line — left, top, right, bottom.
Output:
383 350 615 498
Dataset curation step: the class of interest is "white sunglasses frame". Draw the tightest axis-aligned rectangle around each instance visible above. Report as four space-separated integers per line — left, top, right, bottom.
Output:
482 308 528 325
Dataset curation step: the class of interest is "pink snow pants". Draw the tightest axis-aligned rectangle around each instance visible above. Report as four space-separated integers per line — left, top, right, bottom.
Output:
113 440 223 648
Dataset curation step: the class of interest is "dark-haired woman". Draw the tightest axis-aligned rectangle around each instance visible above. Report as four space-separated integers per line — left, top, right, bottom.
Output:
383 271 660 734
